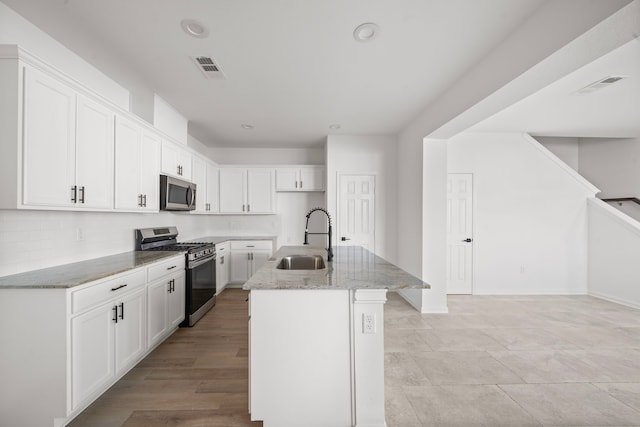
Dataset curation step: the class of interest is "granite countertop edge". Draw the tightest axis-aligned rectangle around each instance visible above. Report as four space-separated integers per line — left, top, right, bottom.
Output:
243 245 431 291
0 235 277 290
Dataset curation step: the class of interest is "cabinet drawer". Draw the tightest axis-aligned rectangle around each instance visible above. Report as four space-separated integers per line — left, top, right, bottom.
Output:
148 255 185 283
72 269 146 315
230 240 272 251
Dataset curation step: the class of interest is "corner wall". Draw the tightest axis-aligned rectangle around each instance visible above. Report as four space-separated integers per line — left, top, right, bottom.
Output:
326 135 397 262
588 198 640 308
447 132 597 294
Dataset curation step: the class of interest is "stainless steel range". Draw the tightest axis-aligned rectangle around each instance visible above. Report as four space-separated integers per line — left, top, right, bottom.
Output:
135 226 216 327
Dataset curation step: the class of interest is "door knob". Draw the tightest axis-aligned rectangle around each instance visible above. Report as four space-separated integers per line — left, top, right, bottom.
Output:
341 237 351 241
462 238 473 243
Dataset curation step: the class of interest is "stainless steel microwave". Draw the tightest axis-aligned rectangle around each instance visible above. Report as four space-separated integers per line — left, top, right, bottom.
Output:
160 175 196 211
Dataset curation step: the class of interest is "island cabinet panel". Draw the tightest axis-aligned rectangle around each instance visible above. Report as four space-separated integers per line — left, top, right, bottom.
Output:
249 290 353 427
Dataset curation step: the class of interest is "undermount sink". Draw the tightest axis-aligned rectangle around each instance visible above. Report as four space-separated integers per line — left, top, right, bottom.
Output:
276 255 326 270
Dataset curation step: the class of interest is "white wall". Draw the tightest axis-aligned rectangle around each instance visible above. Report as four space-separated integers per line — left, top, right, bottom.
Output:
578 137 640 199
535 136 580 171
0 209 282 277
0 2 129 110
447 132 597 294
588 198 640 308
209 147 325 165
325 135 397 262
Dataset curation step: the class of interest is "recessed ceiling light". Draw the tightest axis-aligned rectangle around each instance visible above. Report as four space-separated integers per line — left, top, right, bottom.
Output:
353 23 379 42
241 124 254 130
329 124 341 130
181 19 209 38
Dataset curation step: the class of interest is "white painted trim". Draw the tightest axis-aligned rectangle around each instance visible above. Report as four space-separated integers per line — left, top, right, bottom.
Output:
524 133 600 194
396 289 448 314
473 290 586 296
589 291 640 310
588 197 640 236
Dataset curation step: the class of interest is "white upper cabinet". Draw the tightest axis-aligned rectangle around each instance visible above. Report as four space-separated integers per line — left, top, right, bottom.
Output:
114 116 160 212
192 157 219 214
275 167 324 192
75 95 114 209
247 168 276 213
22 67 114 209
22 66 77 207
161 141 192 181
219 168 275 214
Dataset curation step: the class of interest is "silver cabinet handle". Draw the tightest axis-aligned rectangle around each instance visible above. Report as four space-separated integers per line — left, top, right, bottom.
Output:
138 194 143 207
71 185 77 203
112 305 118 323
295 181 298 188
119 302 124 320
242 204 245 212
79 186 85 204
143 194 147 207
220 256 224 265
247 204 250 212
300 181 303 189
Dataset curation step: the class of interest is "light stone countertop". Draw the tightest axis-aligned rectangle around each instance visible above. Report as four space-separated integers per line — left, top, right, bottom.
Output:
0 251 180 289
0 235 278 290
243 245 431 291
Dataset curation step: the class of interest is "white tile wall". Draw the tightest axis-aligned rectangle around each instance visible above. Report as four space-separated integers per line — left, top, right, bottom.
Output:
0 209 281 277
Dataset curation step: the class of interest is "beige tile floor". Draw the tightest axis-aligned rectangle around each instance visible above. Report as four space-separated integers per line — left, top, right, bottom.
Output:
384 292 640 427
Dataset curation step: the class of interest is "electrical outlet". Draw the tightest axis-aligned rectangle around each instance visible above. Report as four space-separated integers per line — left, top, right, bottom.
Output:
363 313 376 334
76 228 85 241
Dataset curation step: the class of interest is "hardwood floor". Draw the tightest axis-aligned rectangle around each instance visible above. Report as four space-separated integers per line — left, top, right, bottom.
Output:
69 289 262 427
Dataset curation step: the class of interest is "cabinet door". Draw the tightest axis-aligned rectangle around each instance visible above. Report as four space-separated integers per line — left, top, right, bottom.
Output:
168 274 186 329
206 164 219 213
161 141 180 177
219 168 246 213
247 168 275 213
139 131 160 211
115 288 146 374
178 150 192 181
70 303 115 410
75 95 114 209
22 66 76 207
299 167 324 191
251 251 272 275
230 251 250 283
275 168 298 191
147 277 169 347
114 116 141 210
191 157 207 213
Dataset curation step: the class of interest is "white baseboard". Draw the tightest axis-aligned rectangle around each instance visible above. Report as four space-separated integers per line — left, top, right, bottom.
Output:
588 291 640 310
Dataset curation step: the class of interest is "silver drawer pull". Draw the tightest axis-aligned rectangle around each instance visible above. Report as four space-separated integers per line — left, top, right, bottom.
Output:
111 284 128 291
167 265 177 270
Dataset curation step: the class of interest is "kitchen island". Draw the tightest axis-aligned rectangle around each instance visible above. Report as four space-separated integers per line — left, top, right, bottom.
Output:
244 245 429 427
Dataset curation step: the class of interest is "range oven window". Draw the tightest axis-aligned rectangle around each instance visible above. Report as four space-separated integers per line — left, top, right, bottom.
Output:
187 257 216 317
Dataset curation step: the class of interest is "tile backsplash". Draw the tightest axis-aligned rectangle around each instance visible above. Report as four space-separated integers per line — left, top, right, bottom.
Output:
0 209 280 277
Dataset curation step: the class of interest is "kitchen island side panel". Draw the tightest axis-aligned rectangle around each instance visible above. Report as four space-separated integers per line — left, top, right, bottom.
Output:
249 289 353 427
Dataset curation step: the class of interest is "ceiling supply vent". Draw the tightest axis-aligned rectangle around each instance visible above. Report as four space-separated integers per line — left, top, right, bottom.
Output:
573 75 626 95
190 56 226 79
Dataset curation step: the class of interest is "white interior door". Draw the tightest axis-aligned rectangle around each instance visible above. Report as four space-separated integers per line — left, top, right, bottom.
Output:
447 173 473 294
338 175 375 252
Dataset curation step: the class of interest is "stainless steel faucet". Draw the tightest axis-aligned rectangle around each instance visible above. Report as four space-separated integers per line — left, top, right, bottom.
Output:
303 207 333 262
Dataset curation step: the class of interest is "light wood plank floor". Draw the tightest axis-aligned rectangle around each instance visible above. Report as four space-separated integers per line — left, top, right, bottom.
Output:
69 289 261 427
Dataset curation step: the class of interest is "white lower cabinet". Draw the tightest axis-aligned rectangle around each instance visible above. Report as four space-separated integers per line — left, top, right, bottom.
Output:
148 271 185 348
70 274 147 411
216 242 230 294
0 255 188 427
229 240 273 284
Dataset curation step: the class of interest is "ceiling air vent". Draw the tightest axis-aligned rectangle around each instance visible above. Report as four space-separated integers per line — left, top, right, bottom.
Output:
573 75 626 95
191 56 226 79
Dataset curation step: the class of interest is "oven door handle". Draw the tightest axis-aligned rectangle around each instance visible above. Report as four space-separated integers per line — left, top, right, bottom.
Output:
188 255 215 269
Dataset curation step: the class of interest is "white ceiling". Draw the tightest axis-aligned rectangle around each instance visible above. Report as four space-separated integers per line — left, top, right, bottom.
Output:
2 0 550 147
470 38 640 138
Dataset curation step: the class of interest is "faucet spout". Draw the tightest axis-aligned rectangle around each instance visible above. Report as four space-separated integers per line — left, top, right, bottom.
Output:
304 207 334 262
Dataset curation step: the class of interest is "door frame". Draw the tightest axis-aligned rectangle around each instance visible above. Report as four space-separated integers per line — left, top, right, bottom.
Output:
446 172 475 295
336 172 376 253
